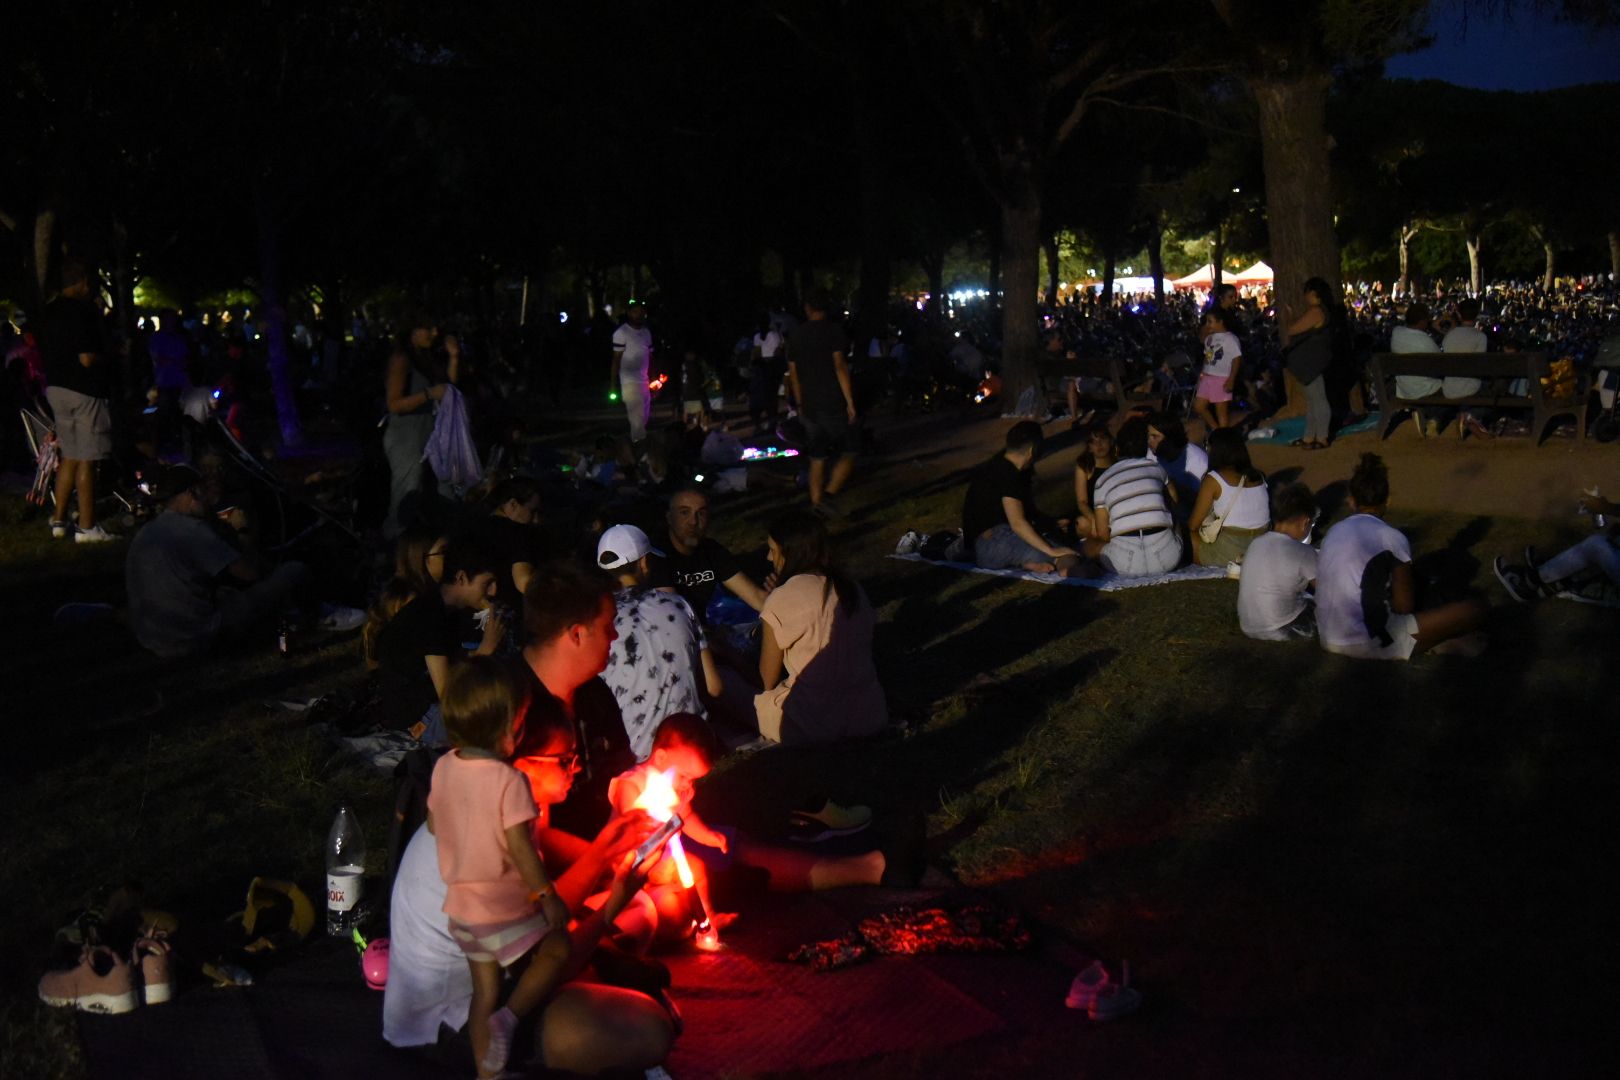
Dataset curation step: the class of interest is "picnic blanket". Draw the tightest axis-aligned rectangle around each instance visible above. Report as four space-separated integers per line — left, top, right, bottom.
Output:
1249 412 1382 444
888 551 1230 591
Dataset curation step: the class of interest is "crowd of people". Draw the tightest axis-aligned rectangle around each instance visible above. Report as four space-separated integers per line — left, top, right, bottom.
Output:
12 259 1620 1078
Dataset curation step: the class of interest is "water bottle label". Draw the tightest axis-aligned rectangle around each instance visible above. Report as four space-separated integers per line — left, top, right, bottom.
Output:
327 866 363 913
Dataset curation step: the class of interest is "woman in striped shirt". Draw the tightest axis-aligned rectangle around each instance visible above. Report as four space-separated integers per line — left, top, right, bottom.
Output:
1081 418 1184 577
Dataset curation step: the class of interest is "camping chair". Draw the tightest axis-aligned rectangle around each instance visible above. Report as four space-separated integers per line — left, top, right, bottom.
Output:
1159 350 1199 419
22 402 142 519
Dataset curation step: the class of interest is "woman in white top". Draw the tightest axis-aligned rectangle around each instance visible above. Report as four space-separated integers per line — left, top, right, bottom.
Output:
1188 426 1271 566
748 315 785 435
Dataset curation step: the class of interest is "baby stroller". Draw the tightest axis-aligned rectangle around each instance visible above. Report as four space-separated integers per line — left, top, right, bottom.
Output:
18 402 145 521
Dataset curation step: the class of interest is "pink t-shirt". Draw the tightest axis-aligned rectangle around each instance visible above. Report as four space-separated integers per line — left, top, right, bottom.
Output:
427 751 540 924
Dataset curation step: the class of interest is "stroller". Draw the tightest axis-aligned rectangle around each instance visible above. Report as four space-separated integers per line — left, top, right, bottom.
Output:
18 403 145 521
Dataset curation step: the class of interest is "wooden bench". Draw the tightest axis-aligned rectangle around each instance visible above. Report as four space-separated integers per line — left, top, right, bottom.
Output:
1370 351 1588 446
1035 355 1162 417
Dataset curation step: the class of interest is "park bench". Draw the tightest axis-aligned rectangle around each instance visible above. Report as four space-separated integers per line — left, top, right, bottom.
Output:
1369 351 1588 446
1036 354 1162 417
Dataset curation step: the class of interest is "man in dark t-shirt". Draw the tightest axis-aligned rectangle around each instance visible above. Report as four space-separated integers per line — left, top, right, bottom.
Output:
787 290 859 514
40 260 115 541
646 487 767 622
374 538 504 736
960 420 1085 577
513 561 635 838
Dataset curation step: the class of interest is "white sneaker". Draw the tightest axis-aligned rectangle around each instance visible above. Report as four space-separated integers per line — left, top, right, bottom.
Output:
318 604 366 633
50 520 70 540
894 530 923 556
74 524 117 544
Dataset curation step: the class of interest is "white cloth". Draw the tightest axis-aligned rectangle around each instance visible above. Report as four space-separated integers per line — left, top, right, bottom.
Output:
612 324 653 381
753 330 782 358
1201 331 1241 378
423 384 482 492
1391 326 1442 399
1441 324 1489 398
1095 457 1173 534
383 824 472 1048
1237 532 1317 640
1317 514 1414 659
1209 472 1271 531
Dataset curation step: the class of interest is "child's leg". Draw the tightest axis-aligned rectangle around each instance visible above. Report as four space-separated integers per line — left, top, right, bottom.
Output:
1194 396 1215 432
466 958 505 1078
506 928 573 1019
1215 399 1230 427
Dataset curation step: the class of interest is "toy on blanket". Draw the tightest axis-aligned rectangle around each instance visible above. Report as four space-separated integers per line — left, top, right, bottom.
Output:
784 903 1033 972
740 445 800 461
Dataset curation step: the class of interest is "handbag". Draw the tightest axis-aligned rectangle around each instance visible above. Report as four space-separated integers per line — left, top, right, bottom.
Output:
1198 476 1246 545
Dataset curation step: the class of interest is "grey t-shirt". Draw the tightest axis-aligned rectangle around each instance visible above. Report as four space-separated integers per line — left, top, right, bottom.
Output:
1237 531 1317 640
126 511 241 657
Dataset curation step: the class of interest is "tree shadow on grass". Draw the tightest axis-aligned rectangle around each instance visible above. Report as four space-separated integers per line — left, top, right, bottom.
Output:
976 620 1608 1078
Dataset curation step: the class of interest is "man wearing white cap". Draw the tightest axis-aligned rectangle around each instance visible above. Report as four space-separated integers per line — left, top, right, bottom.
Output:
596 523 723 760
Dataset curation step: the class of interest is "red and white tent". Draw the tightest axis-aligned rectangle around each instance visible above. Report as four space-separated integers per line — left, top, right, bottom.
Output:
1170 264 1215 290
1230 260 1274 286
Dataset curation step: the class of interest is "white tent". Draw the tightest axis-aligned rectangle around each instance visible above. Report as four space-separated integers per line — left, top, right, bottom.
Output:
1171 264 1215 289
1231 260 1274 285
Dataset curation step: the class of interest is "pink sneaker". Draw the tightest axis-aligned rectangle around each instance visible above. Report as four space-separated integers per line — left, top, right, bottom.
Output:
38 945 138 1014
134 936 173 1004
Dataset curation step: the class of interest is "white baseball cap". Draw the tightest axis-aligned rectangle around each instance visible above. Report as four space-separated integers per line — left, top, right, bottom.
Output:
596 524 664 570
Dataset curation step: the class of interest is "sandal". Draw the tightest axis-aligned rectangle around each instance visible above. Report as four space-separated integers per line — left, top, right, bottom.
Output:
1288 438 1308 447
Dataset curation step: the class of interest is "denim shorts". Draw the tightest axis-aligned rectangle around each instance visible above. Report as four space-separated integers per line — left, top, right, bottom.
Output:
973 523 1048 570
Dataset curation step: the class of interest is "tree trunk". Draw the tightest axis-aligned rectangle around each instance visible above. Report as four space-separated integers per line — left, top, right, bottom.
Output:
922 248 945 324
1465 233 1482 295
32 207 57 309
1042 233 1059 307
1101 250 1116 308
255 180 303 447
1541 241 1555 292
855 164 892 363
1397 223 1419 297
987 219 1002 302
1251 71 1339 419
111 221 137 401
1609 230 1620 282
997 164 1044 413
1210 222 1224 291
1149 218 1165 307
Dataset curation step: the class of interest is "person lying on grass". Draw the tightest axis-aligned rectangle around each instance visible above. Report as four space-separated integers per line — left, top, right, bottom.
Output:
1237 482 1319 642
427 657 572 1079
1494 487 1620 602
961 420 1086 577
1316 453 1488 661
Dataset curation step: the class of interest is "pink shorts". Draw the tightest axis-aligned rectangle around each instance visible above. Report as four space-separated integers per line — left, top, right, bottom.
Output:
448 909 552 967
1197 372 1232 403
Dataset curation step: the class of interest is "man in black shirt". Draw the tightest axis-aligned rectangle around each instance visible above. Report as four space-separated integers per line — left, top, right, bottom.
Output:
961 420 1085 577
374 538 505 736
787 290 859 515
647 487 767 621
40 260 115 542
515 561 635 838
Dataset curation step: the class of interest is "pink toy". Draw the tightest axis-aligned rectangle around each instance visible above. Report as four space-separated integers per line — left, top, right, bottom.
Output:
361 938 390 990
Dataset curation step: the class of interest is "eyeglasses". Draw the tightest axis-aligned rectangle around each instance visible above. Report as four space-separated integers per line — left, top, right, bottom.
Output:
526 751 580 772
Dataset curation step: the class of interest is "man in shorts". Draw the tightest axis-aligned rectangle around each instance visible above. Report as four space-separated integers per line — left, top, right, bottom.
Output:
787 289 859 515
41 260 116 542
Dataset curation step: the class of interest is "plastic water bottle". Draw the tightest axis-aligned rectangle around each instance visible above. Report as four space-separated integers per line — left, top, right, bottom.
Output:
326 806 366 936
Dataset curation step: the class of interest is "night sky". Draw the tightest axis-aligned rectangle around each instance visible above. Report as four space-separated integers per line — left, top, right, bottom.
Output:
1387 0 1620 90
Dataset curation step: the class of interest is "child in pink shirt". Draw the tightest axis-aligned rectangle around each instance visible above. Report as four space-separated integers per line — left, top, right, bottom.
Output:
428 657 571 1079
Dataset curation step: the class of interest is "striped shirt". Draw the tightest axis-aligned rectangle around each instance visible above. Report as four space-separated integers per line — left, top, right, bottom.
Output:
1095 457 1173 534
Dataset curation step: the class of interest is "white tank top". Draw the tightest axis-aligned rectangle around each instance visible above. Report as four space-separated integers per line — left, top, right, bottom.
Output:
1211 472 1271 530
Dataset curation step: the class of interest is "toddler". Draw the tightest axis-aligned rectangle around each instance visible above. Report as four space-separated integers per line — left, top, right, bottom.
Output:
607 713 736 940
428 656 571 1078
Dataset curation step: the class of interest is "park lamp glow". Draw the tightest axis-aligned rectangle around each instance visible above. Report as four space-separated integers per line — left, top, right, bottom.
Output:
632 768 720 951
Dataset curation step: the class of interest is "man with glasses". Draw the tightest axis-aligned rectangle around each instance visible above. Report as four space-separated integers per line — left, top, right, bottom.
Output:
513 561 635 836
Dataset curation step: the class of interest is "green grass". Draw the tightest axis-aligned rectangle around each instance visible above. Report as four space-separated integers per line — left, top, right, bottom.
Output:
1 437 1611 1078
